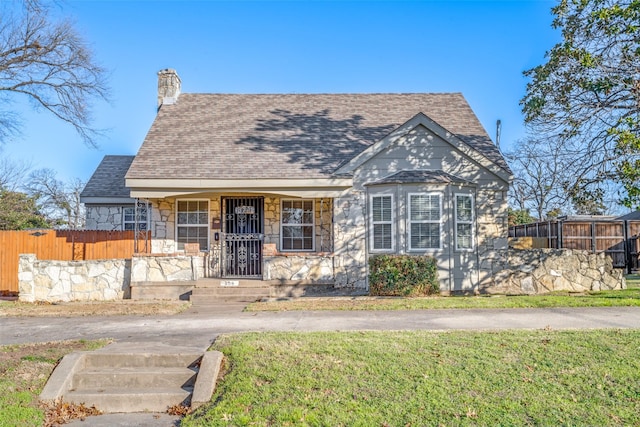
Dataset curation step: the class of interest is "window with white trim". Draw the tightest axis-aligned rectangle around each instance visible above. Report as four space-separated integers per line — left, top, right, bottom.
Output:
455 194 474 250
409 193 441 250
176 200 209 251
122 206 150 231
370 195 393 251
281 199 314 251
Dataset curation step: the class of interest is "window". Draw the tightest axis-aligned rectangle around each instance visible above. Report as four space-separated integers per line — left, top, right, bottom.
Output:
409 193 441 250
176 200 209 251
455 194 474 250
122 206 149 231
281 199 314 251
370 195 393 251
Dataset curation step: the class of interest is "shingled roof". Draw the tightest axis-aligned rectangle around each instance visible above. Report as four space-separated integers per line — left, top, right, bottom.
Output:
126 93 509 180
81 155 135 200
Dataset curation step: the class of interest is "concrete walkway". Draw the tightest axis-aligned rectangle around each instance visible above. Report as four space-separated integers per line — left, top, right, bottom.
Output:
3 305 640 426
3 305 640 347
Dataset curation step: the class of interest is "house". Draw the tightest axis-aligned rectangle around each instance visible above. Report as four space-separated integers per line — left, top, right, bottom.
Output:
80 155 148 231
81 69 512 292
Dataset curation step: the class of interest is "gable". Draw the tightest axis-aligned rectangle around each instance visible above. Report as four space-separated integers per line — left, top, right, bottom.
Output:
342 114 512 186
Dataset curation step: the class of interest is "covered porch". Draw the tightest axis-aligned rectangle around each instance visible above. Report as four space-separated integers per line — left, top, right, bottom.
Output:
127 177 350 285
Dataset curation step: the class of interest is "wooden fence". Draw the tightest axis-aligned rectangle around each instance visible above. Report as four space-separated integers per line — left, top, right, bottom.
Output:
509 220 640 271
0 230 150 295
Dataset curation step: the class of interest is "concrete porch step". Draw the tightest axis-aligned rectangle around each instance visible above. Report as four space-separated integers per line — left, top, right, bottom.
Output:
191 281 272 304
190 280 340 304
83 352 202 369
191 288 271 296
73 367 197 389
64 387 192 413
195 278 272 288
190 290 270 304
130 281 195 301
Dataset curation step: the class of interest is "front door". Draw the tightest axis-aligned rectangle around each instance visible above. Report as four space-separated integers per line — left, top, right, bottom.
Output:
222 197 264 278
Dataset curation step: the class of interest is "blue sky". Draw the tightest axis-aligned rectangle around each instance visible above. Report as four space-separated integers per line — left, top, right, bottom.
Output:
2 0 559 183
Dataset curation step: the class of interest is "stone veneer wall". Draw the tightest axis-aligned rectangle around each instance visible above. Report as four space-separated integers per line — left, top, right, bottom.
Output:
17 248 626 301
146 196 334 259
264 255 334 282
18 254 204 302
214 196 332 263
131 255 204 282
479 249 625 294
18 254 130 302
85 206 126 231
149 199 176 253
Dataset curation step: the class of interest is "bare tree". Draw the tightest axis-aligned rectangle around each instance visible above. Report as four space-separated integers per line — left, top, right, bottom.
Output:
26 168 85 229
0 154 31 191
506 138 572 220
0 0 109 146
507 136 620 220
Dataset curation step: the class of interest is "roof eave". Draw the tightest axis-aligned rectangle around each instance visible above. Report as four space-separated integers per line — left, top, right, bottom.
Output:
81 196 136 205
126 177 353 199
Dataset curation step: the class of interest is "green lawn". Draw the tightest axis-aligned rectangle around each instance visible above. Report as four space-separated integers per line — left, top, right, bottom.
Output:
183 330 640 426
247 275 640 312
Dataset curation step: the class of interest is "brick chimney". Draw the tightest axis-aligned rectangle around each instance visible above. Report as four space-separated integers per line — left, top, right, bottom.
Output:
157 69 181 108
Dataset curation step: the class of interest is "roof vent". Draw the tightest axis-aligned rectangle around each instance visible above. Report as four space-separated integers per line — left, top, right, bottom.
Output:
157 69 181 109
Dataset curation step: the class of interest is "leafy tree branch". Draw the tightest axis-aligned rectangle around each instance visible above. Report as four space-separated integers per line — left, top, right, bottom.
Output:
521 0 640 208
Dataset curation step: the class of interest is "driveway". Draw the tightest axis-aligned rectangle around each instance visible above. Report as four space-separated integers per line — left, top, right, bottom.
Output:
2 305 640 348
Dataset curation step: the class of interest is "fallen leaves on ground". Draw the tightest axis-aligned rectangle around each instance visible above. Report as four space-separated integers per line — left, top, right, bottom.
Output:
167 403 191 416
42 399 101 426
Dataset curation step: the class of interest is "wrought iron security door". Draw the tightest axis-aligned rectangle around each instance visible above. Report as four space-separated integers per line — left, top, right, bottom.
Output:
222 197 264 278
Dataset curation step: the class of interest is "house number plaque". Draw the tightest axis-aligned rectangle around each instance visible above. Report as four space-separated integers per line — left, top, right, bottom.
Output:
234 206 255 215
220 280 240 287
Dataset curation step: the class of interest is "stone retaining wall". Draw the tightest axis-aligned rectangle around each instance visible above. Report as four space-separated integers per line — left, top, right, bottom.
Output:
131 255 204 282
17 248 626 302
264 255 334 282
18 255 130 302
480 249 626 294
18 254 205 302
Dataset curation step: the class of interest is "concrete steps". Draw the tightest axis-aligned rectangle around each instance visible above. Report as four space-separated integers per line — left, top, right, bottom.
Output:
65 351 200 413
82 352 201 368
41 342 223 414
191 287 271 303
130 281 196 301
189 279 339 304
191 279 272 304
64 387 193 413
73 367 196 389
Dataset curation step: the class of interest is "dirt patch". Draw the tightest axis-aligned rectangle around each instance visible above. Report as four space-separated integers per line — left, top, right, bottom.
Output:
0 340 110 427
0 341 107 374
0 300 190 317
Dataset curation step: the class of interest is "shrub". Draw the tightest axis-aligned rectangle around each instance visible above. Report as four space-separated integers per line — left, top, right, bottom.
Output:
369 254 439 297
